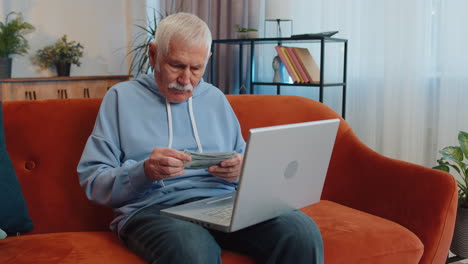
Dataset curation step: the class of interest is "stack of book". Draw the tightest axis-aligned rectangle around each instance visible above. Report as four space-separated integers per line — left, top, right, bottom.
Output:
274 46 320 84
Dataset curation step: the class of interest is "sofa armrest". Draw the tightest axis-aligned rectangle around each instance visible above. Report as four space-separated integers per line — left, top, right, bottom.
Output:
322 130 457 264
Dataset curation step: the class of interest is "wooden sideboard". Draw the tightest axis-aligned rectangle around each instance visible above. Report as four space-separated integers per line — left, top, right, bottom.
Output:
0 75 132 101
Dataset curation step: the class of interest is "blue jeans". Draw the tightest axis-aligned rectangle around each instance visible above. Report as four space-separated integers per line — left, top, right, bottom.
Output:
120 203 324 264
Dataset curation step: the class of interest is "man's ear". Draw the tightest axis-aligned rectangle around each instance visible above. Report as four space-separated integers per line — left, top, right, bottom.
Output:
205 51 212 66
148 42 157 67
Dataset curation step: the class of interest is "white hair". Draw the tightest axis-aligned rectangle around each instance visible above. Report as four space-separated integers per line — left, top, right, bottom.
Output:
154 12 212 66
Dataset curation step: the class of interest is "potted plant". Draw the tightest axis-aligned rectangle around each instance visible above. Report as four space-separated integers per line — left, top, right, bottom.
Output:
433 131 468 258
235 25 258 39
0 12 35 78
33 35 84 77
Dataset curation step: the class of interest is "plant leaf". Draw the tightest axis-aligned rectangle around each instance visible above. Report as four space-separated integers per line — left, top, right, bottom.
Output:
0 12 35 57
433 165 449 172
459 131 468 160
440 146 464 164
437 132 468 207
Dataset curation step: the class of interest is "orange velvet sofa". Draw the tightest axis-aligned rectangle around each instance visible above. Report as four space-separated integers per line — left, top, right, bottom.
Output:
0 95 457 264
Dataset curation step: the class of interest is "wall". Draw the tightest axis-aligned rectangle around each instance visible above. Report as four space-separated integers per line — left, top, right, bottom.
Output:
0 0 147 77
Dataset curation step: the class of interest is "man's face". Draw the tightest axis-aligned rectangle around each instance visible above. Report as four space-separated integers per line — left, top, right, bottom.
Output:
149 38 210 103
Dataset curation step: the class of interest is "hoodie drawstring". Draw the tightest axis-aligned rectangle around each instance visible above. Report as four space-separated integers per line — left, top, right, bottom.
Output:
165 97 203 153
188 97 203 153
166 99 174 150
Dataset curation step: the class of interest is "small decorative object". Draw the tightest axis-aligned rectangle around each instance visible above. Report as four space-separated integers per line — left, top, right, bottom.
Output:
272 55 282 83
433 131 468 258
33 35 84 77
235 25 258 39
239 84 247 94
0 228 6 239
0 12 35 78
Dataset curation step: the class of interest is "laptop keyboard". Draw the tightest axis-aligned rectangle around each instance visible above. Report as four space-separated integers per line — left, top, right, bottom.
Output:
204 206 233 225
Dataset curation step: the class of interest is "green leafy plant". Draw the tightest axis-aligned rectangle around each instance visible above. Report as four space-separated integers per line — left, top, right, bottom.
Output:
235 24 257 32
33 35 84 69
433 131 468 207
0 12 35 57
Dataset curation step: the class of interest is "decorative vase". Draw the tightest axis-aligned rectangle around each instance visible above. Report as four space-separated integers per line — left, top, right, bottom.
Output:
0 57 12 79
55 62 71 77
451 207 468 258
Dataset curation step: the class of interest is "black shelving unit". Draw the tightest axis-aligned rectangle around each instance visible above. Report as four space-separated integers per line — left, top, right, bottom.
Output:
208 36 348 118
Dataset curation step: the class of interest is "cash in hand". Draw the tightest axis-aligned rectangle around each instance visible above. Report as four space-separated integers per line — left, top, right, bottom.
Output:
184 149 237 169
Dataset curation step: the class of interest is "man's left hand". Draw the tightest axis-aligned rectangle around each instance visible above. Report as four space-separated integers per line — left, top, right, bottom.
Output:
208 153 243 182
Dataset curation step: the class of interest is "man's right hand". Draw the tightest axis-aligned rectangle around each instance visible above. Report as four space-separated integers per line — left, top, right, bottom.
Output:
144 148 192 182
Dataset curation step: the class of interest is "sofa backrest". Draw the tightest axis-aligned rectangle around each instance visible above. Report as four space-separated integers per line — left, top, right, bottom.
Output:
4 98 108 234
3 95 350 234
226 95 350 141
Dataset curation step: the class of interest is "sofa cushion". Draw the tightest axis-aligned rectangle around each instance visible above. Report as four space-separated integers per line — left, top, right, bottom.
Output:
0 232 144 264
0 102 33 234
0 201 423 264
303 200 424 264
0 232 255 264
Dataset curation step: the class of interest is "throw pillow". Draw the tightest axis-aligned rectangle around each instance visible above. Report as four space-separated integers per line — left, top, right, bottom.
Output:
0 101 33 233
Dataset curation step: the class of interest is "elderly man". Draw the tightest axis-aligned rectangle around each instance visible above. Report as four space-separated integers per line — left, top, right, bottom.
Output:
78 12 323 264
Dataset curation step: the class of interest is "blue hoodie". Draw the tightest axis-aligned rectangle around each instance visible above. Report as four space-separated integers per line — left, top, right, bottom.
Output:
77 74 246 234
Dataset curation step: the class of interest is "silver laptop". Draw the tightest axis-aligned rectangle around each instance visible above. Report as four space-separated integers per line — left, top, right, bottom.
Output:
160 118 340 232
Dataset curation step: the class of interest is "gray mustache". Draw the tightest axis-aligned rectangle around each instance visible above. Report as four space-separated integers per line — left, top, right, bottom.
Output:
168 82 193 91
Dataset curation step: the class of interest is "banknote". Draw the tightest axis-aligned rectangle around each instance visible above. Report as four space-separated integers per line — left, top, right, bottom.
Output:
184 150 237 169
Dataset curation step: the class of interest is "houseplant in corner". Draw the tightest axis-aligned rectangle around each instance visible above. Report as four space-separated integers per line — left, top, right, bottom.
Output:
433 131 468 258
33 35 84 77
0 12 35 78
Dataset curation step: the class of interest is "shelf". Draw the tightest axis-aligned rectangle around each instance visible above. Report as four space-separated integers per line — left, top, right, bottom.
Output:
252 82 346 87
0 75 132 83
213 37 347 45
209 36 348 118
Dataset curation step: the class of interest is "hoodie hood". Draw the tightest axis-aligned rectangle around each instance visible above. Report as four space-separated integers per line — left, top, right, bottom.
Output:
135 74 209 101
134 73 205 154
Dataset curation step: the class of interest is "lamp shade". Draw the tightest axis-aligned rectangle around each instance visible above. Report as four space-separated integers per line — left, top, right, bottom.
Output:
265 0 292 20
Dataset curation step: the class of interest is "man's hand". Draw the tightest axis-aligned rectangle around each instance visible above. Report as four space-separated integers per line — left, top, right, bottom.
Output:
208 153 243 183
144 148 191 181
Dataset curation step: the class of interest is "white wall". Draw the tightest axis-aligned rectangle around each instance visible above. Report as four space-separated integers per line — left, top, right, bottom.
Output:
1 0 147 77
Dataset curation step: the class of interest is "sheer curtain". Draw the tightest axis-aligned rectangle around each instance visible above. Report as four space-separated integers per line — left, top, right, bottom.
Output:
290 0 468 167
436 0 468 162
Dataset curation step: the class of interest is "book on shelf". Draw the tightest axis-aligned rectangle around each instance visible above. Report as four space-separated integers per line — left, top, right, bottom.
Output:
281 47 305 83
274 46 299 83
274 46 321 84
286 47 309 83
291 47 321 83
